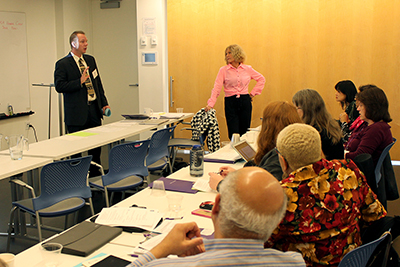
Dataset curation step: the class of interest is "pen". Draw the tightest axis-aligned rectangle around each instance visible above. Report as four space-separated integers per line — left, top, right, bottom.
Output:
214 170 223 175
128 254 139 257
165 217 183 220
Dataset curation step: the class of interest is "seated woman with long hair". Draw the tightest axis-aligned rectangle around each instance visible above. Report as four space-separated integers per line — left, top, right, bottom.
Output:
345 85 393 165
208 101 302 190
334 80 359 142
292 89 344 160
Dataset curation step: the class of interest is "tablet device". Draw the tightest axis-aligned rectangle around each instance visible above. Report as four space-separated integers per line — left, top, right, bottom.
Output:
232 140 256 162
90 255 130 267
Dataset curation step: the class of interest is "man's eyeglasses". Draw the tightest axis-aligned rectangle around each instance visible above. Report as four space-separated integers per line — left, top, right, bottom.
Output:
275 147 286 162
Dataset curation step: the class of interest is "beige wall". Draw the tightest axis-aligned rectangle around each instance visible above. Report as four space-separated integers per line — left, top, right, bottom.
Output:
168 0 400 159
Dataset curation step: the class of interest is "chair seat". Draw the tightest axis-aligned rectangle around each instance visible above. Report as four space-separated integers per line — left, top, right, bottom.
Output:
148 158 168 171
89 175 143 192
13 197 86 217
168 138 200 148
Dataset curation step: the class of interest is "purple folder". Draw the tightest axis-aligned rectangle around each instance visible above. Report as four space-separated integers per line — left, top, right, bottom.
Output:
149 177 198 194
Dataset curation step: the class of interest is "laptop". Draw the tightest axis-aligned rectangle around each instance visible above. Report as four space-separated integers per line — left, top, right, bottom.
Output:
232 140 256 162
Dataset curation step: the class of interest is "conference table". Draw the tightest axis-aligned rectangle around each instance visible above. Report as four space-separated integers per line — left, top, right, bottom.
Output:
0 113 193 195
0 155 52 181
13 160 245 267
0 113 193 161
0 113 193 237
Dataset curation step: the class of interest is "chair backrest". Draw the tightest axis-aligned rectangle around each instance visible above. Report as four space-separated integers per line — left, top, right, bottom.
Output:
146 126 176 166
33 156 92 211
102 140 150 187
338 232 391 267
375 138 396 185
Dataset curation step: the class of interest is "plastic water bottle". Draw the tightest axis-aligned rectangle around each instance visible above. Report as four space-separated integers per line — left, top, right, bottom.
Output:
190 145 204 177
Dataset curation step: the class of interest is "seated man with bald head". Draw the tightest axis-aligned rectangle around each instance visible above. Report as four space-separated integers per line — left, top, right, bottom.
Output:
265 123 386 266
129 167 305 267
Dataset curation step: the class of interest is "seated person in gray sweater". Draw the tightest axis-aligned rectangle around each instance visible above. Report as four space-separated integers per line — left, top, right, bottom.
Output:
209 101 302 190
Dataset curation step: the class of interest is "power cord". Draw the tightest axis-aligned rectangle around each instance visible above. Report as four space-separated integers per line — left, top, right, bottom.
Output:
27 124 39 142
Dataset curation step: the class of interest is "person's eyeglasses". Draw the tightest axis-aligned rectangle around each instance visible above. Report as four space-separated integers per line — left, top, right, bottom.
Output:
275 147 287 162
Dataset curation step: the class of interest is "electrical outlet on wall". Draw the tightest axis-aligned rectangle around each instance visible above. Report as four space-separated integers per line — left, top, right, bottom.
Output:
25 122 30 131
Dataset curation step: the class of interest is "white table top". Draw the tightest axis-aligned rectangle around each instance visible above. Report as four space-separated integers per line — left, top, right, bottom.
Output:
0 114 193 161
14 161 243 266
0 154 52 180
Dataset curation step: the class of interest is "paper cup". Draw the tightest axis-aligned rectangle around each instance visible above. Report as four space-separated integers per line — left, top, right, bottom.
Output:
0 253 15 267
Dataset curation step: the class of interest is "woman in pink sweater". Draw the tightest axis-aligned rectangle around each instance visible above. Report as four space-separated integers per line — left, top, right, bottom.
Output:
205 44 265 140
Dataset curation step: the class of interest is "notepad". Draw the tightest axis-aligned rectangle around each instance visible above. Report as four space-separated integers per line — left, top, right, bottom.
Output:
204 146 241 164
95 207 163 231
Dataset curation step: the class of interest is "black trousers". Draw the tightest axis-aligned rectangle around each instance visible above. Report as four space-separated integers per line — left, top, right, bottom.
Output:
224 94 252 140
66 102 102 174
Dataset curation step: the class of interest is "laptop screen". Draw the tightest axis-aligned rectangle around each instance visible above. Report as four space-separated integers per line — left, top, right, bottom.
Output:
232 140 256 162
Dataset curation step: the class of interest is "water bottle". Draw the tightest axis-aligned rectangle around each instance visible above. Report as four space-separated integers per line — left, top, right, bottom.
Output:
190 145 204 177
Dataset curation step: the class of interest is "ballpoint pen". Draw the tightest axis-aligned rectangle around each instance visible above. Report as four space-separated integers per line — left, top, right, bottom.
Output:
164 217 183 220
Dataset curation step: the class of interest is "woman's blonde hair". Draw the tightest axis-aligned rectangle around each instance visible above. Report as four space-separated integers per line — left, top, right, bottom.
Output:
292 89 342 144
255 101 303 164
225 44 246 64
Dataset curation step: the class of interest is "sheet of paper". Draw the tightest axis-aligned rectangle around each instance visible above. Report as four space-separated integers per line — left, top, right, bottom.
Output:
68 132 98 137
95 207 162 231
192 178 214 192
204 148 240 162
152 220 179 234
109 233 143 248
138 232 167 251
58 135 85 141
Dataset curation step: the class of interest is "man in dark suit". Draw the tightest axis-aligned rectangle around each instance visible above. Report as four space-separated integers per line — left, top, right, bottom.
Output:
54 30 110 175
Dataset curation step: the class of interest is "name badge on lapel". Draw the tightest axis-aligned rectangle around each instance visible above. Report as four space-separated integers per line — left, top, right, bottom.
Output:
92 69 98 79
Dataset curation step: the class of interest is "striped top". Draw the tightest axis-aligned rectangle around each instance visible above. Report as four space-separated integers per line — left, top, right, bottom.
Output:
128 238 305 267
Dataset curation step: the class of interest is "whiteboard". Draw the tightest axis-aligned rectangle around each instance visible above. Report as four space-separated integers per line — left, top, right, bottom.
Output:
0 11 30 114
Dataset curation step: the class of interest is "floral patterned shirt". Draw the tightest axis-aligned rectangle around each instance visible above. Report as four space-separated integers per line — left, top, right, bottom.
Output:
265 159 386 266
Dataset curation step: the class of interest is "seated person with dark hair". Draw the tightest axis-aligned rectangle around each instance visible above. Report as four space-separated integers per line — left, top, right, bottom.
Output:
265 123 386 267
129 167 305 267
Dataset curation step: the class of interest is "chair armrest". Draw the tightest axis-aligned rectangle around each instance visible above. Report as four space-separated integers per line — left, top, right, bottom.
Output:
90 161 105 176
9 179 36 198
181 127 200 133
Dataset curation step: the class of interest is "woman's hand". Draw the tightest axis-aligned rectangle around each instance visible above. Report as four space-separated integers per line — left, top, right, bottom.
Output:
204 105 212 112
